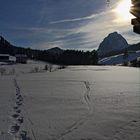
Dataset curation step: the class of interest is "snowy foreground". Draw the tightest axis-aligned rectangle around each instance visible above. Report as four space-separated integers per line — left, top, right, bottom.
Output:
0 61 140 140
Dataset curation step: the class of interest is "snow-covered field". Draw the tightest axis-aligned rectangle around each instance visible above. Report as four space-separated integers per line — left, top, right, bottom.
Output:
0 61 140 140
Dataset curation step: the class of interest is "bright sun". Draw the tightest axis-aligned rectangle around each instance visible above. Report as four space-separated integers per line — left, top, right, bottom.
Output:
115 0 133 21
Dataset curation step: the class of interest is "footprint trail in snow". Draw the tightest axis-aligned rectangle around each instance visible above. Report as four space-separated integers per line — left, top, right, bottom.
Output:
8 78 33 140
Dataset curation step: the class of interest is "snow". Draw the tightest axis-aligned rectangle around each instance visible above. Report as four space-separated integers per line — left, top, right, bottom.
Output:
99 51 140 65
0 62 140 140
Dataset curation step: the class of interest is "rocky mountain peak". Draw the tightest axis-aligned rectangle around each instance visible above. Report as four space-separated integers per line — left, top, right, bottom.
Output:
97 32 128 57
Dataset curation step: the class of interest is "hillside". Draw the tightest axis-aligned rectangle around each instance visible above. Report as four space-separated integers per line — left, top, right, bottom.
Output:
98 51 140 65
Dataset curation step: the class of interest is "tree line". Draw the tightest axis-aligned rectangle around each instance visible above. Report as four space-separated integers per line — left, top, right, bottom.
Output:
0 36 98 65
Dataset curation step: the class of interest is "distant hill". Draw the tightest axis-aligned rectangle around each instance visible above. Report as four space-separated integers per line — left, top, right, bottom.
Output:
0 36 40 58
46 47 64 55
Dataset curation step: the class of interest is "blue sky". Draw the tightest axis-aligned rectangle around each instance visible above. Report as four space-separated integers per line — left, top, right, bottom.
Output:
0 0 139 50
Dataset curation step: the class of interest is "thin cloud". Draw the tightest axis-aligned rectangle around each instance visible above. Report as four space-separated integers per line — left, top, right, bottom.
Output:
50 12 106 24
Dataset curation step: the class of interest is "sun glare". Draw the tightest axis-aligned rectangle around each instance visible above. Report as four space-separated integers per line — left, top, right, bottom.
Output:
115 0 133 21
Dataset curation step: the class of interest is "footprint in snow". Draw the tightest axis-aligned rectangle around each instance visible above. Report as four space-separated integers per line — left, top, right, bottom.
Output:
17 117 24 124
9 124 20 134
12 113 19 118
15 109 21 114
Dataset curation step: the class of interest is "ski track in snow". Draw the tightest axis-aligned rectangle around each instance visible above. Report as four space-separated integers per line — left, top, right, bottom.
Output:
52 81 93 140
83 81 92 112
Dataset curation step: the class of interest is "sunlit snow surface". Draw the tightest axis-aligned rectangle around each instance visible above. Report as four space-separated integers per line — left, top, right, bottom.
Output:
0 62 140 140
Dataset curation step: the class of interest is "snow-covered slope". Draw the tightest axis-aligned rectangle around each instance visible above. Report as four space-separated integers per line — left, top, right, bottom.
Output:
97 32 128 57
99 51 140 65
